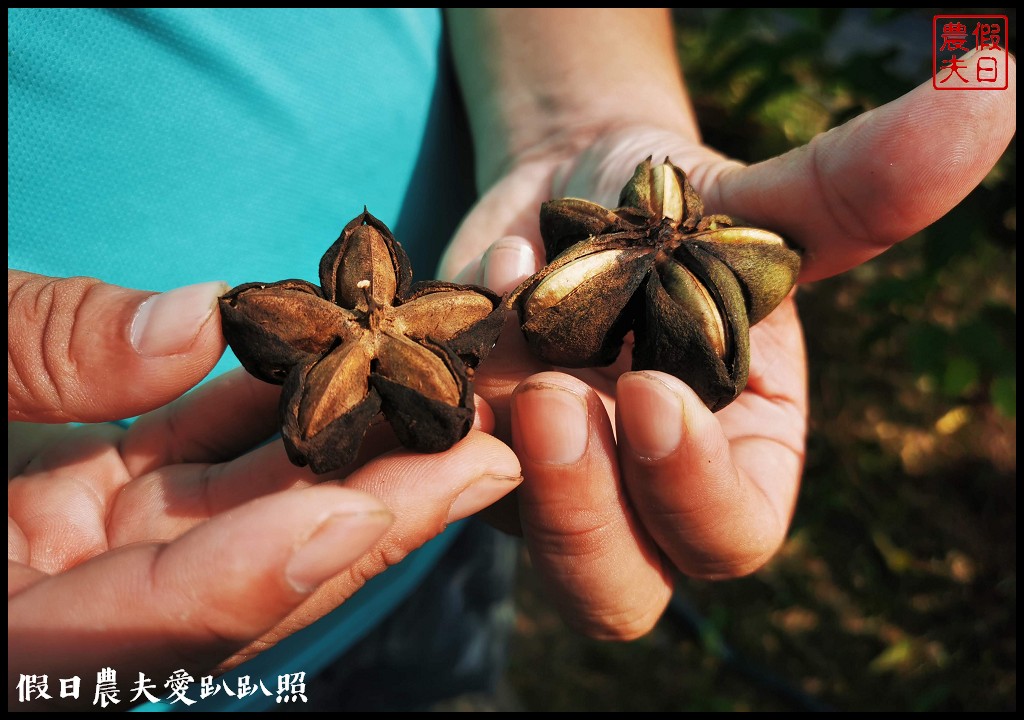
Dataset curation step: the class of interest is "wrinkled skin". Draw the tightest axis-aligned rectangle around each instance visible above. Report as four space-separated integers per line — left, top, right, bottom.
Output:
7 10 1014 700
439 75 1016 639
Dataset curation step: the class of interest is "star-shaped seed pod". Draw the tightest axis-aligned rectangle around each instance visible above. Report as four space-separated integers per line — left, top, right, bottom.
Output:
510 158 802 411
220 210 505 474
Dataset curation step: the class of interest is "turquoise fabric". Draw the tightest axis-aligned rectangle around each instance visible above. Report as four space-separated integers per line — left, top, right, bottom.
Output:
9 8 473 711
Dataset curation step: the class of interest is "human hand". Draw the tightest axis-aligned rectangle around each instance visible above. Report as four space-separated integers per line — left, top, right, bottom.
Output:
438 52 1016 639
7 270 522 704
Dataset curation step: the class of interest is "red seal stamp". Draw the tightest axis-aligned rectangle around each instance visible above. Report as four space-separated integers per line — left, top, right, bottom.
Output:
933 15 1009 90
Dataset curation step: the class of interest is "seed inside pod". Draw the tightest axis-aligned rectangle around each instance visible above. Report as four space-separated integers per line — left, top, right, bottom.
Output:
509 156 802 411
658 258 728 359
523 249 626 319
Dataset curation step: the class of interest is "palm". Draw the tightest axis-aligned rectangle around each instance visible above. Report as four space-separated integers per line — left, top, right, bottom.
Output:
439 82 1012 635
9 371 299 560
9 423 194 577
9 373 326 679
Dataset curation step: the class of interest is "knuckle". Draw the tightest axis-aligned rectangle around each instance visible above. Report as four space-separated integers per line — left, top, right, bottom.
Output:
7 274 104 421
573 596 668 642
339 539 408 592
685 534 785 580
808 134 878 250
521 515 674 642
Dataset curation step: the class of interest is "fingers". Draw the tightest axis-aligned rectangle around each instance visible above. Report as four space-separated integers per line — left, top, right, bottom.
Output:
452 235 539 293
7 270 227 423
711 52 1016 282
223 431 523 661
437 161 551 282
448 235 547 440
340 430 522 528
8 485 392 686
616 371 800 578
8 422 130 574
511 372 672 640
108 423 520 551
614 297 807 578
506 300 806 638
118 355 497 489
10 431 522 696
119 368 282 477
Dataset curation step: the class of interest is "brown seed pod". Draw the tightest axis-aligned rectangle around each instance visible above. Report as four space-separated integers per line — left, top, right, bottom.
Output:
510 157 801 411
220 210 505 474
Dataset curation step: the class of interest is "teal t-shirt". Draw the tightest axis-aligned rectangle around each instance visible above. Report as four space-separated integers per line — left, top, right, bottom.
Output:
8 7 475 711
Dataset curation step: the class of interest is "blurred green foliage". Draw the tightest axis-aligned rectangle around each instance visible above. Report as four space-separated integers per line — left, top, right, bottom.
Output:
678 7 1016 419
508 8 1015 712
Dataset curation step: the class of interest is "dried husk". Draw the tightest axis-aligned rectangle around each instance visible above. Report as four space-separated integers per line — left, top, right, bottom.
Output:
618 157 704 230
280 358 382 473
512 157 801 411
539 198 629 258
221 209 505 474
319 211 411 308
518 238 653 366
371 339 474 454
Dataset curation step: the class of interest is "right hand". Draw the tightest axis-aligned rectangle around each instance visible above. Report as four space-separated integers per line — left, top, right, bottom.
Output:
437 51 1016 640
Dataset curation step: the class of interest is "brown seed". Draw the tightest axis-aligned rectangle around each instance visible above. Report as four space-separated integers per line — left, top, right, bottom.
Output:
298 339 373 438
523 249 627 320
658 258 727 359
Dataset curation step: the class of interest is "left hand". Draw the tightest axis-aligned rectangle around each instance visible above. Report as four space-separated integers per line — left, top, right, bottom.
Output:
8 370 521 690
438 58 1015 640
7 271 523 691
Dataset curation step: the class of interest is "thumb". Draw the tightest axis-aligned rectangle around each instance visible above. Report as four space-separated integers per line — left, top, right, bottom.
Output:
438 159 554 283
712 51 1016 282
8 270 227 423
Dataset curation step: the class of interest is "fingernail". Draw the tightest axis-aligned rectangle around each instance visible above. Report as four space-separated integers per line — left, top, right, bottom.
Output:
514 383 589 464
447 474 523 523
482 237 537 293
618 372 684 460
286 509 392 592
130 281 229 357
